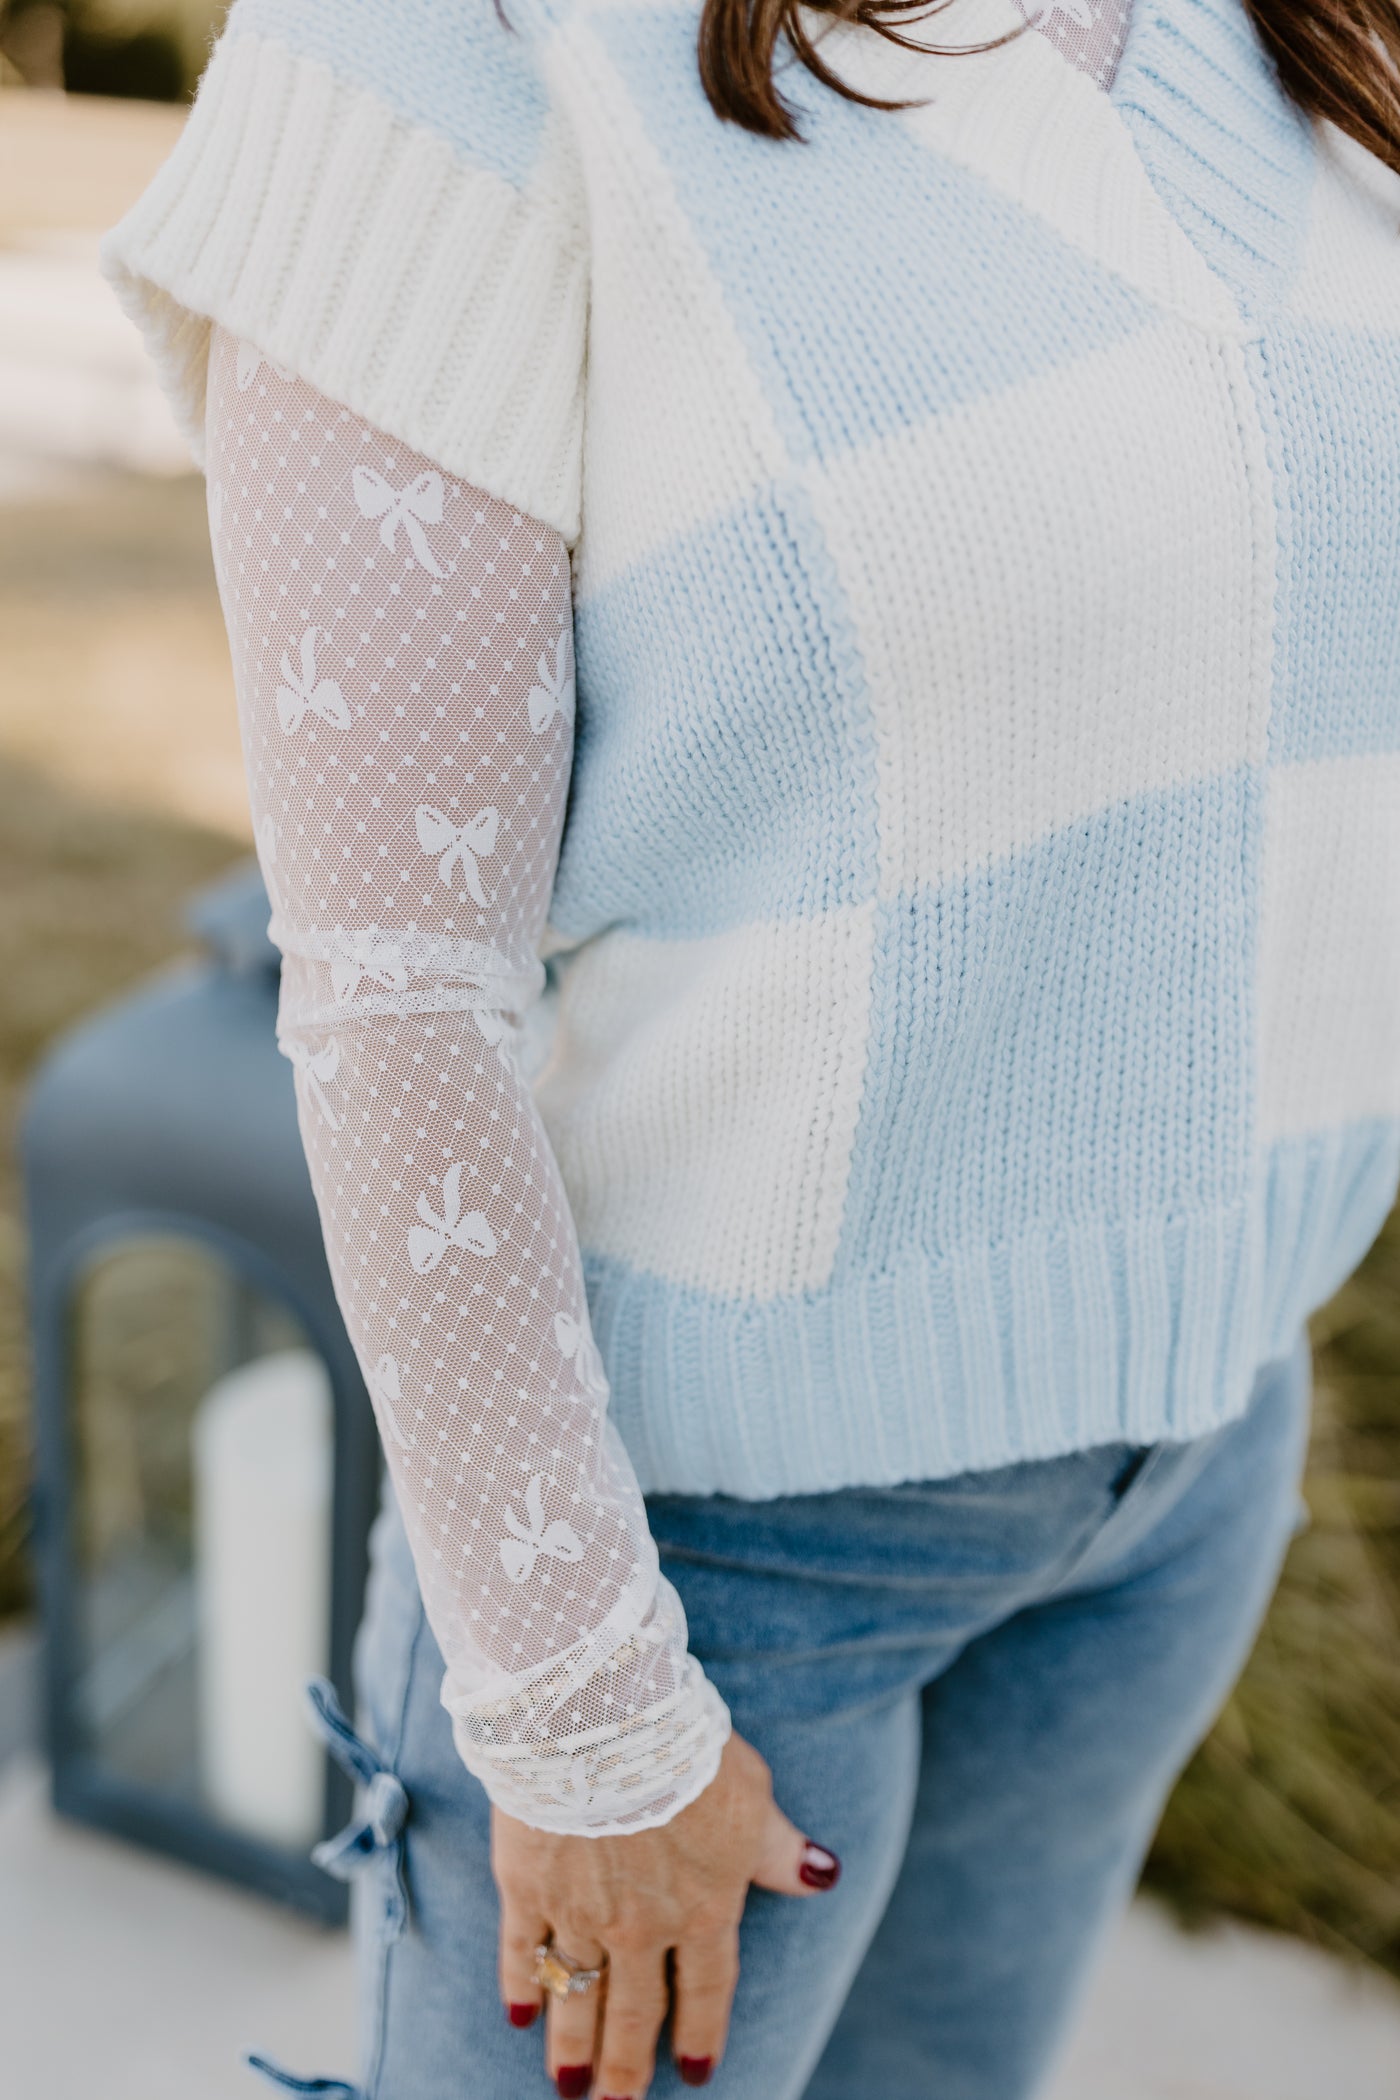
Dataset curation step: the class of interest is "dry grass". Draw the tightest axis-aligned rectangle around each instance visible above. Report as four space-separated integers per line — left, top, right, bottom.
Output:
1 466 1399 1980
0 473 253 832
1148 1241 1400 1972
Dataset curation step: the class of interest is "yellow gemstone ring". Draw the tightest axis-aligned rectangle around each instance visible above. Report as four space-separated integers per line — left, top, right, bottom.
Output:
533 1938 608 2002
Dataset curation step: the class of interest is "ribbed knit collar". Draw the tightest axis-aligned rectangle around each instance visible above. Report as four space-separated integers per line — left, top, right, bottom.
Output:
796 0 1318 332
1108 0 1319 321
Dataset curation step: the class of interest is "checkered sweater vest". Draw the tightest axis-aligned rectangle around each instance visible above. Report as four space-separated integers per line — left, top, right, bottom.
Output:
104 0 1400 1494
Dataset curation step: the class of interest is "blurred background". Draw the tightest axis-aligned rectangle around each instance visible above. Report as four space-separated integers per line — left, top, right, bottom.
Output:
3 8 1400 2095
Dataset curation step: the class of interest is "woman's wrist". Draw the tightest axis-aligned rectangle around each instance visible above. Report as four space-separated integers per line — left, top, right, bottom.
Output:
451 1638 732 1837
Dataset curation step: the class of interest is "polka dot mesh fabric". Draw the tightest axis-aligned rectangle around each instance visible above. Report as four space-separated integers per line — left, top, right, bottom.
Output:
204 323 730 1834
1017 0 1133 90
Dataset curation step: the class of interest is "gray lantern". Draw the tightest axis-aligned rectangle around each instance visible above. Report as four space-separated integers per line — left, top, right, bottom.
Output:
22 862 380 1921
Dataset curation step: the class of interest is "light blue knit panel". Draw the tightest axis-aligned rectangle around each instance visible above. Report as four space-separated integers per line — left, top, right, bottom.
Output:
225 0 552 186
597 4 1158 466
1256 322 1400 764
831 771 1260 1280
588 1120 1400 1497
555 481 878 940
1258 1123 1400 1358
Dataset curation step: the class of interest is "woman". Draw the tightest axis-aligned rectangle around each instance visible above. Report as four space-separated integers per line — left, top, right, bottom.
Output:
102 0 1400 2093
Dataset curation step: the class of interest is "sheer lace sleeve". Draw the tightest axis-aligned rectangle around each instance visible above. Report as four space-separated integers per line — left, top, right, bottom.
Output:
203 323 730 1835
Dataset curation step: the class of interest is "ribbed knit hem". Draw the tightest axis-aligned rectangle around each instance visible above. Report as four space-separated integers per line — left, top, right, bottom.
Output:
99 28 587 543
588 1122 1400 1498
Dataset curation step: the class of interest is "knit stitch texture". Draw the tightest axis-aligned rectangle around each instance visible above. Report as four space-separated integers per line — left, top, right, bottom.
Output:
104 0 1400 1495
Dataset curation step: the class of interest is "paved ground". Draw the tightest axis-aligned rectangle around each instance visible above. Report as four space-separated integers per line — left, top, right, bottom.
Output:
4 1732 1400 2100
3 1613 1399 2100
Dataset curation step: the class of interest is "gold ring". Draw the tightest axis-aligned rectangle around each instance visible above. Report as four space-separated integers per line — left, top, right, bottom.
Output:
533 1938 608 2002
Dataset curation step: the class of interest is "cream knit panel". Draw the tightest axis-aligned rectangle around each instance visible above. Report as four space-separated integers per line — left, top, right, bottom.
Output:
204 323 729 1834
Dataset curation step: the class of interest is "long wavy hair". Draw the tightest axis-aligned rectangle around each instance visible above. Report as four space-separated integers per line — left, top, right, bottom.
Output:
696 0 1400 170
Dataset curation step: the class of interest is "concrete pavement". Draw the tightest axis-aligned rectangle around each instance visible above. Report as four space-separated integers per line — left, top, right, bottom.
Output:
3 1736 1399 2100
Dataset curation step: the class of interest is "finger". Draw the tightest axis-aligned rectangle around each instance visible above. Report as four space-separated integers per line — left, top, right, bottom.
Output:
545 1932 606 2097
593 1944 668 2100
669 1928 739 2089
750 1799 842 1897
498 1896 547 2030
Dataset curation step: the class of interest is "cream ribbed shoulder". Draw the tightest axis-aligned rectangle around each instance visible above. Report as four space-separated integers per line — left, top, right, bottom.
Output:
100 0 588 543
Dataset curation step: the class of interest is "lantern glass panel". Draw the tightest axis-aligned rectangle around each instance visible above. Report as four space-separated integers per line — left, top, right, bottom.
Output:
68 1234 333 1850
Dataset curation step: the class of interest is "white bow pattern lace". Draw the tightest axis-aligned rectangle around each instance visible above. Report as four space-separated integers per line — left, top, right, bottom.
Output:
1017 0 1132 87
415 802 499 901
352 463 448 576
205 325 730 1833
276 627 351 734
283 1035 343 1130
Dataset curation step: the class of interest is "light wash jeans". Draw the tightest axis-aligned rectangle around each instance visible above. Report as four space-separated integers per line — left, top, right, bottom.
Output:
252 1330 1311 2100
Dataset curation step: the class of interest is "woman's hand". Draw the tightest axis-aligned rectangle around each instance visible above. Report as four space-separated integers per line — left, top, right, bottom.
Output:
492 1730 841 2097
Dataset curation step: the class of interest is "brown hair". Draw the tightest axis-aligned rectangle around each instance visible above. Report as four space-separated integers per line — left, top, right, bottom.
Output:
696 0 1400 172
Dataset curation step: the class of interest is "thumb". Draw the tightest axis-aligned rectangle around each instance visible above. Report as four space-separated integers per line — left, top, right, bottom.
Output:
751 1798 842 1897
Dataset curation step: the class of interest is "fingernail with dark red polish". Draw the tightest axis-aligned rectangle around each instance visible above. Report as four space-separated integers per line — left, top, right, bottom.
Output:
679 2059 714 2088
556 2067 592 2099
799 1842 841 1891
507 2002 540 2028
